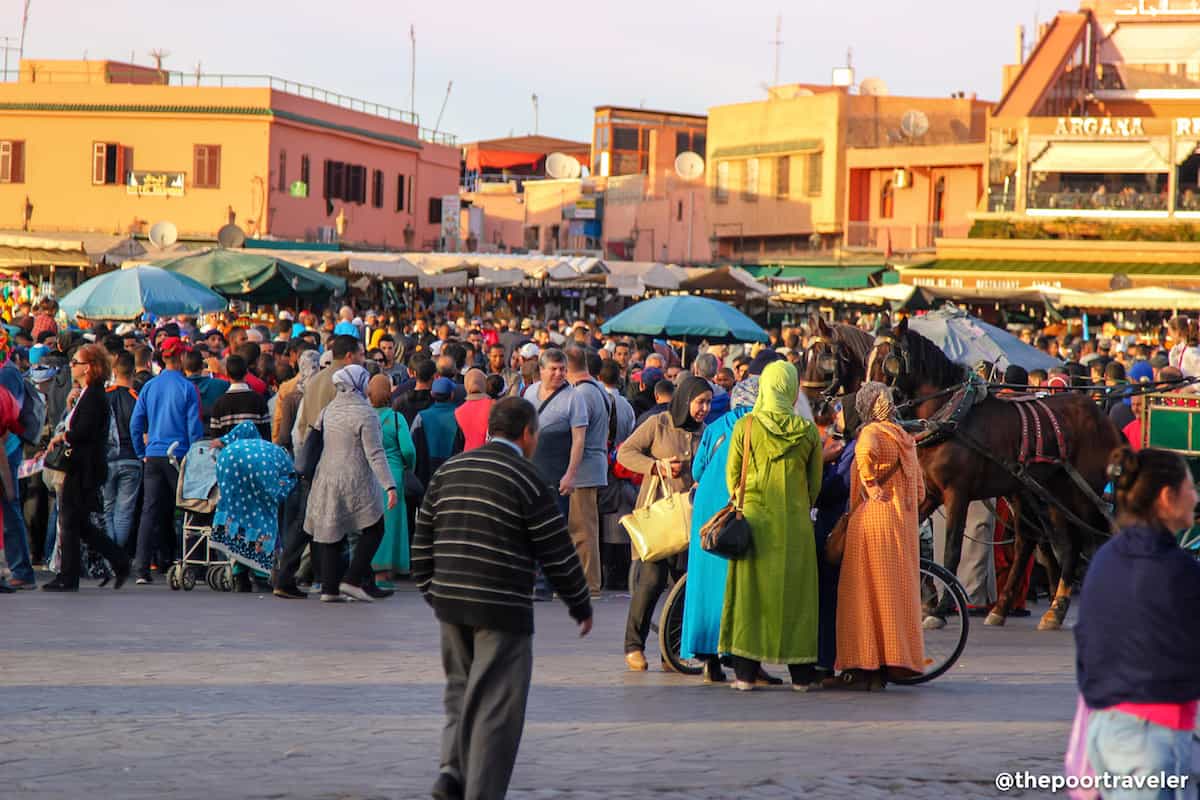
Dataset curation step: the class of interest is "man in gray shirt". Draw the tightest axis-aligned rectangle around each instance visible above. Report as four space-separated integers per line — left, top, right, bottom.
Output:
562 346 611 597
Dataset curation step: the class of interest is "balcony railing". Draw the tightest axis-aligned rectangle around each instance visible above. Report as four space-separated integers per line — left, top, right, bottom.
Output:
3 64 457 145
844 221 971 251
1028 190 1167 212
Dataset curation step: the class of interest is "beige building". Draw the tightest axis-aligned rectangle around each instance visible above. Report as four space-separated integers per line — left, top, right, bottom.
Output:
705 86 990 261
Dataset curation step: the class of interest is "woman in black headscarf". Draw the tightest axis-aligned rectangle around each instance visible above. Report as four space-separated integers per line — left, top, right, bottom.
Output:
616 376 713 672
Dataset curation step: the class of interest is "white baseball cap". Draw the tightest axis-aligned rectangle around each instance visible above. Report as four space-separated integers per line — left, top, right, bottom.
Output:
519 343 541 359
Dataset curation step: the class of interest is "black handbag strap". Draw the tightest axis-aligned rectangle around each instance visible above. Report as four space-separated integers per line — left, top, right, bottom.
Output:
538 382 569 414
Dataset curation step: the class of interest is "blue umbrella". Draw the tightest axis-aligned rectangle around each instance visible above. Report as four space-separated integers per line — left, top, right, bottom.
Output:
908 306 1061 372
601 296 768 344
60 265 228 321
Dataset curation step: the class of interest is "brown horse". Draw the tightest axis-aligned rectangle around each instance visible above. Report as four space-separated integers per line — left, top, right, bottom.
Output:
800 316 877 413
870 319 1120 630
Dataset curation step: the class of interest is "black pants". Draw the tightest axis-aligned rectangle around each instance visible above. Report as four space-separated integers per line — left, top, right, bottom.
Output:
315 517 384 596
58 478 129 587
623 553 686 654
731 655 818 686
275 478 312 589
134 457 178 576
439 622 533 800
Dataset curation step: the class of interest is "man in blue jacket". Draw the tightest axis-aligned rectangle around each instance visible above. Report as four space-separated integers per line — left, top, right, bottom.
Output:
129 337 204 584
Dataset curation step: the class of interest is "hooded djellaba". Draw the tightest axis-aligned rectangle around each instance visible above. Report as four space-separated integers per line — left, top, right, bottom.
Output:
719 360 825 691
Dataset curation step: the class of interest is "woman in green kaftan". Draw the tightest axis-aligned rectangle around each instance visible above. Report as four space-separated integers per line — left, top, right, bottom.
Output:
719 360 824 691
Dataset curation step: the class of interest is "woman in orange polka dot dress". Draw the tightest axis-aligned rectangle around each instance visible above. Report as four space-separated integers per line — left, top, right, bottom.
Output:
831 382 925 690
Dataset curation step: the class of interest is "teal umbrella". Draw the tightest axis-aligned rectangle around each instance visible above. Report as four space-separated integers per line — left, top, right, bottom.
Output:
601 296 768 344
60 266 228 321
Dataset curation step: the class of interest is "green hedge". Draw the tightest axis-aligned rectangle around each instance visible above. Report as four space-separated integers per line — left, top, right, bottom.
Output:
969 219 1200 242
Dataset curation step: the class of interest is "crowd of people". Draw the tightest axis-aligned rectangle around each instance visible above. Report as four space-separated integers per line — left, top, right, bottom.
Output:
0 289 1197 797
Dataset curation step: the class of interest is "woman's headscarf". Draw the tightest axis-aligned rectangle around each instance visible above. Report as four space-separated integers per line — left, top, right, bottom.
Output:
750 361 813 448
366 373 392 408
332 364 370 396
669 375 712 431
730 376 760 409
220 420 262 445
295 350 321 394
856 381 896 423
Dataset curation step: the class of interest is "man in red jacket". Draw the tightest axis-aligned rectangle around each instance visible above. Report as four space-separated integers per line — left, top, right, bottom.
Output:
453 369 492 451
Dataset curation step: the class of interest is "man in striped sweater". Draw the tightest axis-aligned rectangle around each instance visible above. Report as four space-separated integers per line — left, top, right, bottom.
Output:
414 396 592 800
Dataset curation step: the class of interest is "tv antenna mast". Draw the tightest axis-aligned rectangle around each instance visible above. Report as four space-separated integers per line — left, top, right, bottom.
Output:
433 80 452 135
18 0 29 60
770 14 783 86
148 48 170 72
531 93 539 135
409 24 416 119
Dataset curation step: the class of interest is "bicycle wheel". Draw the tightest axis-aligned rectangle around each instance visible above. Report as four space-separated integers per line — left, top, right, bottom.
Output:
892 558 969 686
658 573 703 676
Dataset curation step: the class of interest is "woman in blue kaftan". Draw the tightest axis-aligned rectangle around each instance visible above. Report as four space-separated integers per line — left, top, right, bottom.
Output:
212 422 296 574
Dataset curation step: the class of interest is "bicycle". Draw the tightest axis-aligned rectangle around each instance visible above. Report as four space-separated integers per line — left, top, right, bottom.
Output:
655 557 970 684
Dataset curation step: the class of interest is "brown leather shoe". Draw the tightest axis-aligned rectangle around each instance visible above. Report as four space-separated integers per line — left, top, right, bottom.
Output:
624 651 648 671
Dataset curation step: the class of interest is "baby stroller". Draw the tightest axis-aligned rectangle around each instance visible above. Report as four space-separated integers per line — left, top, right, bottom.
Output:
170 440 235 591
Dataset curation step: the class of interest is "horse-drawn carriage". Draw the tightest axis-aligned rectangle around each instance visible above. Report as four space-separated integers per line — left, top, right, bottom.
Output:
1141 393 1200 557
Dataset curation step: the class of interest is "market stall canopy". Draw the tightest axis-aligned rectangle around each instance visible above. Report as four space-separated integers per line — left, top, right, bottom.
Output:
1070 285 1200 310
60 265 227 321
462 135 590 172
473 267 527 288
152 249 345 304
0 233 89 270
773 286 881 306
847 283 936 311
908 305 1061 372
679 265 769 296
743 264 891 289
601 295 768 344
418 270 470 289
345 253 423 281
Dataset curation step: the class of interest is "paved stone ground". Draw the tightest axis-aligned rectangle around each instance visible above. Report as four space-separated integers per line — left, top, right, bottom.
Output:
0 578 1078 799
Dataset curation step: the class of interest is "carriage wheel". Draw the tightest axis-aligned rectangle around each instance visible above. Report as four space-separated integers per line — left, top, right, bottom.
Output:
181 568 197 591
167 564 182 591
220 565 234 592
893 559 970 685
657 574 704 676
205 565 219 591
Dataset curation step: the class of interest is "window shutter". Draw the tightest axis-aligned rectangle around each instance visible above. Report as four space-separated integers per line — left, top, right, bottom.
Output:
94 142 107 184
0 141 12 183
208 146 220 188
11 141 22 183
194 146 204 188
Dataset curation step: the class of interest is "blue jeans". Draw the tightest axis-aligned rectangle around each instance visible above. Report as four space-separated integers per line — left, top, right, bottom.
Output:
3 444 33 583
1087 709 1197 800
103 459 142 548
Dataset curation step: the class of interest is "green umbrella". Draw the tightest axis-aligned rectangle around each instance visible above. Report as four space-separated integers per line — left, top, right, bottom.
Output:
60 265 228 321
152 249 345 305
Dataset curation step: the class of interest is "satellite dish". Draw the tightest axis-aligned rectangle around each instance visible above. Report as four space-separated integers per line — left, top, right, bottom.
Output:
674 151 705 181
148 220 178 249
217 223 246 249
900 110 931 139
545 152 582 180
859 77 890 96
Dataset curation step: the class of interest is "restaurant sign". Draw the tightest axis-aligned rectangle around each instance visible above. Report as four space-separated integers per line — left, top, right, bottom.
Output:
1055 117 1146 137
127 170 185 197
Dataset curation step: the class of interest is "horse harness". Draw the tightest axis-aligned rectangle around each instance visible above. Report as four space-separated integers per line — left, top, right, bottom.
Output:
903 377 1115 540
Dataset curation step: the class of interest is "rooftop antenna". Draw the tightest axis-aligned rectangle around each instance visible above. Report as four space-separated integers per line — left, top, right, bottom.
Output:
433 80 452 135
409 24 416 120
17 0 29 60
531 93 539 135
148 48 169 72
194 60 202 86
770 14 783 87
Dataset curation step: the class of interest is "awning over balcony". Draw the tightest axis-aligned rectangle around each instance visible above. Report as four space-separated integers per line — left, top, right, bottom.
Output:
1031 141 1169 174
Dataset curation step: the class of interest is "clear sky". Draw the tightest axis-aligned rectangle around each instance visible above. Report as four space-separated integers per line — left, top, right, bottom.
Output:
12 0 1078 144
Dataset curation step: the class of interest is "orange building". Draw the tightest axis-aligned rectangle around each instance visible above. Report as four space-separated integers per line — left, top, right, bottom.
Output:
0 59 459 249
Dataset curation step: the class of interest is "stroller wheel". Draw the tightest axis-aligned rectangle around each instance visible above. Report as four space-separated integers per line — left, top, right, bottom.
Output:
167 564 181 591
181 568 197 591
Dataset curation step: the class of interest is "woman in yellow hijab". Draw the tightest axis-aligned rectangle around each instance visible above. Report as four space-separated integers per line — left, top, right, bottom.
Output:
720 360 824 691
